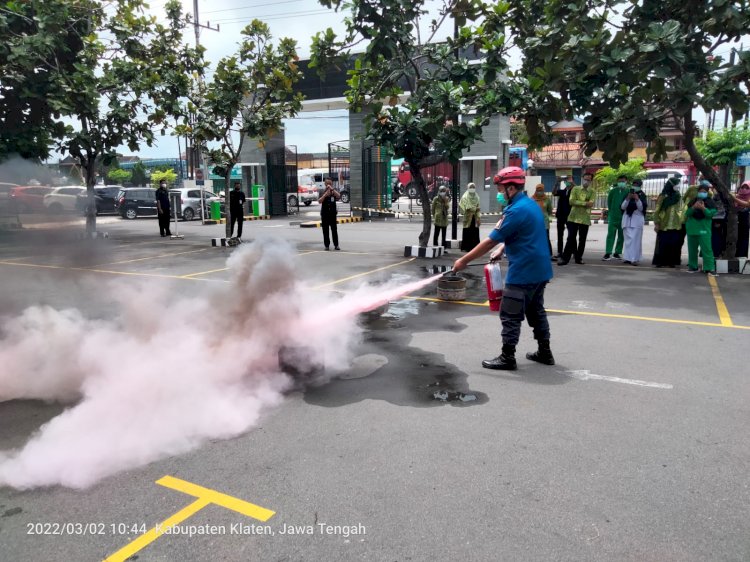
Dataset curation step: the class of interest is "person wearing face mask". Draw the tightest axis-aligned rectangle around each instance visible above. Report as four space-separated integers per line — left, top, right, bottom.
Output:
708 179 727 259
453 167 554 370
552 176 573 258
730 180 750 257
652 177 685 267
558 172 596 265
459 182 481 251
228 181 247 241
602 174 629 260
620 179 647 265
685 183 717 275
155 180 172 237
431 185 450 248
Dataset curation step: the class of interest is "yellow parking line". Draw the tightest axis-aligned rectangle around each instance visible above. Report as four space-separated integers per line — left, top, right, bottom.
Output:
156 475 275 520
312 258 416 289
181 267 229 278
94 248 209 266
707 275 734 327
103 498 210 562
104 476 274 562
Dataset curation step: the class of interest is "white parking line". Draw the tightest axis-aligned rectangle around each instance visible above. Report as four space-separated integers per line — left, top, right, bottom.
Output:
560 370 673 389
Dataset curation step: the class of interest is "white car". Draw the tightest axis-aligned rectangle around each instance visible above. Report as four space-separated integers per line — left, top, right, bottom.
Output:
169 187 221 221
641 168 690 196
43 186 86 213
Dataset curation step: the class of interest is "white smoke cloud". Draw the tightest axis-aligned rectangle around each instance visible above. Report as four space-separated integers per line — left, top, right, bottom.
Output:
0 241 439 489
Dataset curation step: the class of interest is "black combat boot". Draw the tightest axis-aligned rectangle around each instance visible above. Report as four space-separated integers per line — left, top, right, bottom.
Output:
482 344 517 370
526 340 555 365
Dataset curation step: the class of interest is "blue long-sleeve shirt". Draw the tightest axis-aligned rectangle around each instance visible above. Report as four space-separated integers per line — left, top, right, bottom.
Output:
488 192 553 285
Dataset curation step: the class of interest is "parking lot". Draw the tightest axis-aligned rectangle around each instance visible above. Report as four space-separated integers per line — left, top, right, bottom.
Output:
0 214 748 561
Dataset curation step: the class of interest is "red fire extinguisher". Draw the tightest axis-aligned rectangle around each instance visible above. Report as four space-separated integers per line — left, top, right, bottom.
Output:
484 261 504 311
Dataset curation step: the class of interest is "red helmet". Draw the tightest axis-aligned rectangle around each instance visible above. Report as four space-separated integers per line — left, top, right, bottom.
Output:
493 166 525 186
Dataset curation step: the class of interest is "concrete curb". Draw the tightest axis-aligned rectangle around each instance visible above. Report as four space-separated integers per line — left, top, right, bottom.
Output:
300 217 363 228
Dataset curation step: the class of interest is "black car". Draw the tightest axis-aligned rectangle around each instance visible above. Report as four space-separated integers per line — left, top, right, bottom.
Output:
115 188 157 219
77 185 121 215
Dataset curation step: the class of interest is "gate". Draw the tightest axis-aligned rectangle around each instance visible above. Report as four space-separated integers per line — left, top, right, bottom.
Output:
266 145 298 216
362 141 392 210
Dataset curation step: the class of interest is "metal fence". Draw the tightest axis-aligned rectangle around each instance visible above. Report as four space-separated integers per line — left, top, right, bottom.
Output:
362 141 391 210
328 140 351 216
265 145 298 216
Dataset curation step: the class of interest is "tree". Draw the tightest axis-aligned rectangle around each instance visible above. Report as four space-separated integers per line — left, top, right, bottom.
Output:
510 120 529 145
131 162 148 186
0 0 93 161
696 125 750 183
505 0 750 257
150 169 177 187
594 158 646 192
40 0 202 233
184 20 303 238
312 0 514 246
107 168 132 185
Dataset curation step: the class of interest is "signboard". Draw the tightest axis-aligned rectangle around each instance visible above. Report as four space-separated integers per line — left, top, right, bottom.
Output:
195 168 205 186
736 152 750 167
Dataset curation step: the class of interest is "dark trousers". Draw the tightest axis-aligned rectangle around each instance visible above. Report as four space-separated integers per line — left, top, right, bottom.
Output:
158 211 171 236
556 214 569 255
737 211 749 258
433 225 446 246
322 214 338 248
546 228 552 255
500 282 551 346
230 212 244 238
711 218 727 259
562 222 589 262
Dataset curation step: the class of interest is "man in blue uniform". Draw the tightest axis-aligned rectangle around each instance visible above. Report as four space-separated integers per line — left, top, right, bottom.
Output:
453 166 554 370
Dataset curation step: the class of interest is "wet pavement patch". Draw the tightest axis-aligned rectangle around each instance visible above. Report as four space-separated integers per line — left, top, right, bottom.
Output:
2 507 22 517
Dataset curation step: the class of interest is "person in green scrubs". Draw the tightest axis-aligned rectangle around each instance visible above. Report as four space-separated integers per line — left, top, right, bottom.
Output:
602 174 629 260
685 183 717 275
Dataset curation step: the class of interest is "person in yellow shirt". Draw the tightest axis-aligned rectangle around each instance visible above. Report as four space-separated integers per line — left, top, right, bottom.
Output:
558 172 596 265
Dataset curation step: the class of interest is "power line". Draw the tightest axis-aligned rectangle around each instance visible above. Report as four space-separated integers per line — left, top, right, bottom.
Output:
213 9 331 24
203 0 307 15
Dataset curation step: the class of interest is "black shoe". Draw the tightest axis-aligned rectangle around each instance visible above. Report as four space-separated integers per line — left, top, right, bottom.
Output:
325 247 330 251
602 254 611 261
482 345 517 370
623 260 631 264
575 259 585 265
526 340 555 365
557 259 569 266
334 246 340 251
613 253 622 260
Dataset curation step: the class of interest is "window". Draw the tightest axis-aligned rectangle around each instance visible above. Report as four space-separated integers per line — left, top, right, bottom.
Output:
647 172 667 180
187 190 200 198
60 188 82 195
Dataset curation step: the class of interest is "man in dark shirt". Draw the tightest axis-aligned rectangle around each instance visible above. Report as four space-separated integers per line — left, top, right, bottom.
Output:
318 179 341 250
229 181 247 240
155 180 172 237
552 176 573 258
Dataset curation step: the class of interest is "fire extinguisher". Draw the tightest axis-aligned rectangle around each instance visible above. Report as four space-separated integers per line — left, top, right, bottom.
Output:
484 261 504 311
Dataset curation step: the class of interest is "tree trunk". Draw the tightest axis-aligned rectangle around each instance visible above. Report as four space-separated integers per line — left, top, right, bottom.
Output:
407 158 431 246
681 112 736 258
83 157 97 235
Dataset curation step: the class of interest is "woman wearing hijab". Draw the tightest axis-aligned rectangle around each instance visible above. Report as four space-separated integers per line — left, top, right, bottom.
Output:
620 179 647 265
532 183 554 258
730 181 750 258
459 182 481 251
431 185 450 247
685 183 717 275
652 177 685 267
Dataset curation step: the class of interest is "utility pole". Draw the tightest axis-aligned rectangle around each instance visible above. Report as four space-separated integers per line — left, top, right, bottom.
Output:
189 0 219 224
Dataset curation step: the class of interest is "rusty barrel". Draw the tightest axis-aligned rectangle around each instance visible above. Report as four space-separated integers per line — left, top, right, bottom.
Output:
437 274 466 301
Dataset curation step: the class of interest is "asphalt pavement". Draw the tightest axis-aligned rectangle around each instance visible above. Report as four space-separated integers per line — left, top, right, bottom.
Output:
0 207 748 562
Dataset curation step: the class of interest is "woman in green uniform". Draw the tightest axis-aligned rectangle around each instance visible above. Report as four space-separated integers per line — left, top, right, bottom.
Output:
685 183 717 275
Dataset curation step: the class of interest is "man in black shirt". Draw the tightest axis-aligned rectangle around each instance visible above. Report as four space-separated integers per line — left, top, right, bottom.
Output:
229 181 246 240
552 176 573 258
155 180 172 237
318 179 341 250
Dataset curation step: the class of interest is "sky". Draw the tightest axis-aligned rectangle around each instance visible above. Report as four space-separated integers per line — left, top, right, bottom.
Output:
120 0 454 160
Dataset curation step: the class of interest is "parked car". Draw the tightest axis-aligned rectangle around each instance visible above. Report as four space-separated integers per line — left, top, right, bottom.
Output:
641 168 690 196
0 182 20 202
9 186 54 213
169 187 221 221
287 185 317 207
115 187 170 219
76 185 121 215
43 186 86 213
